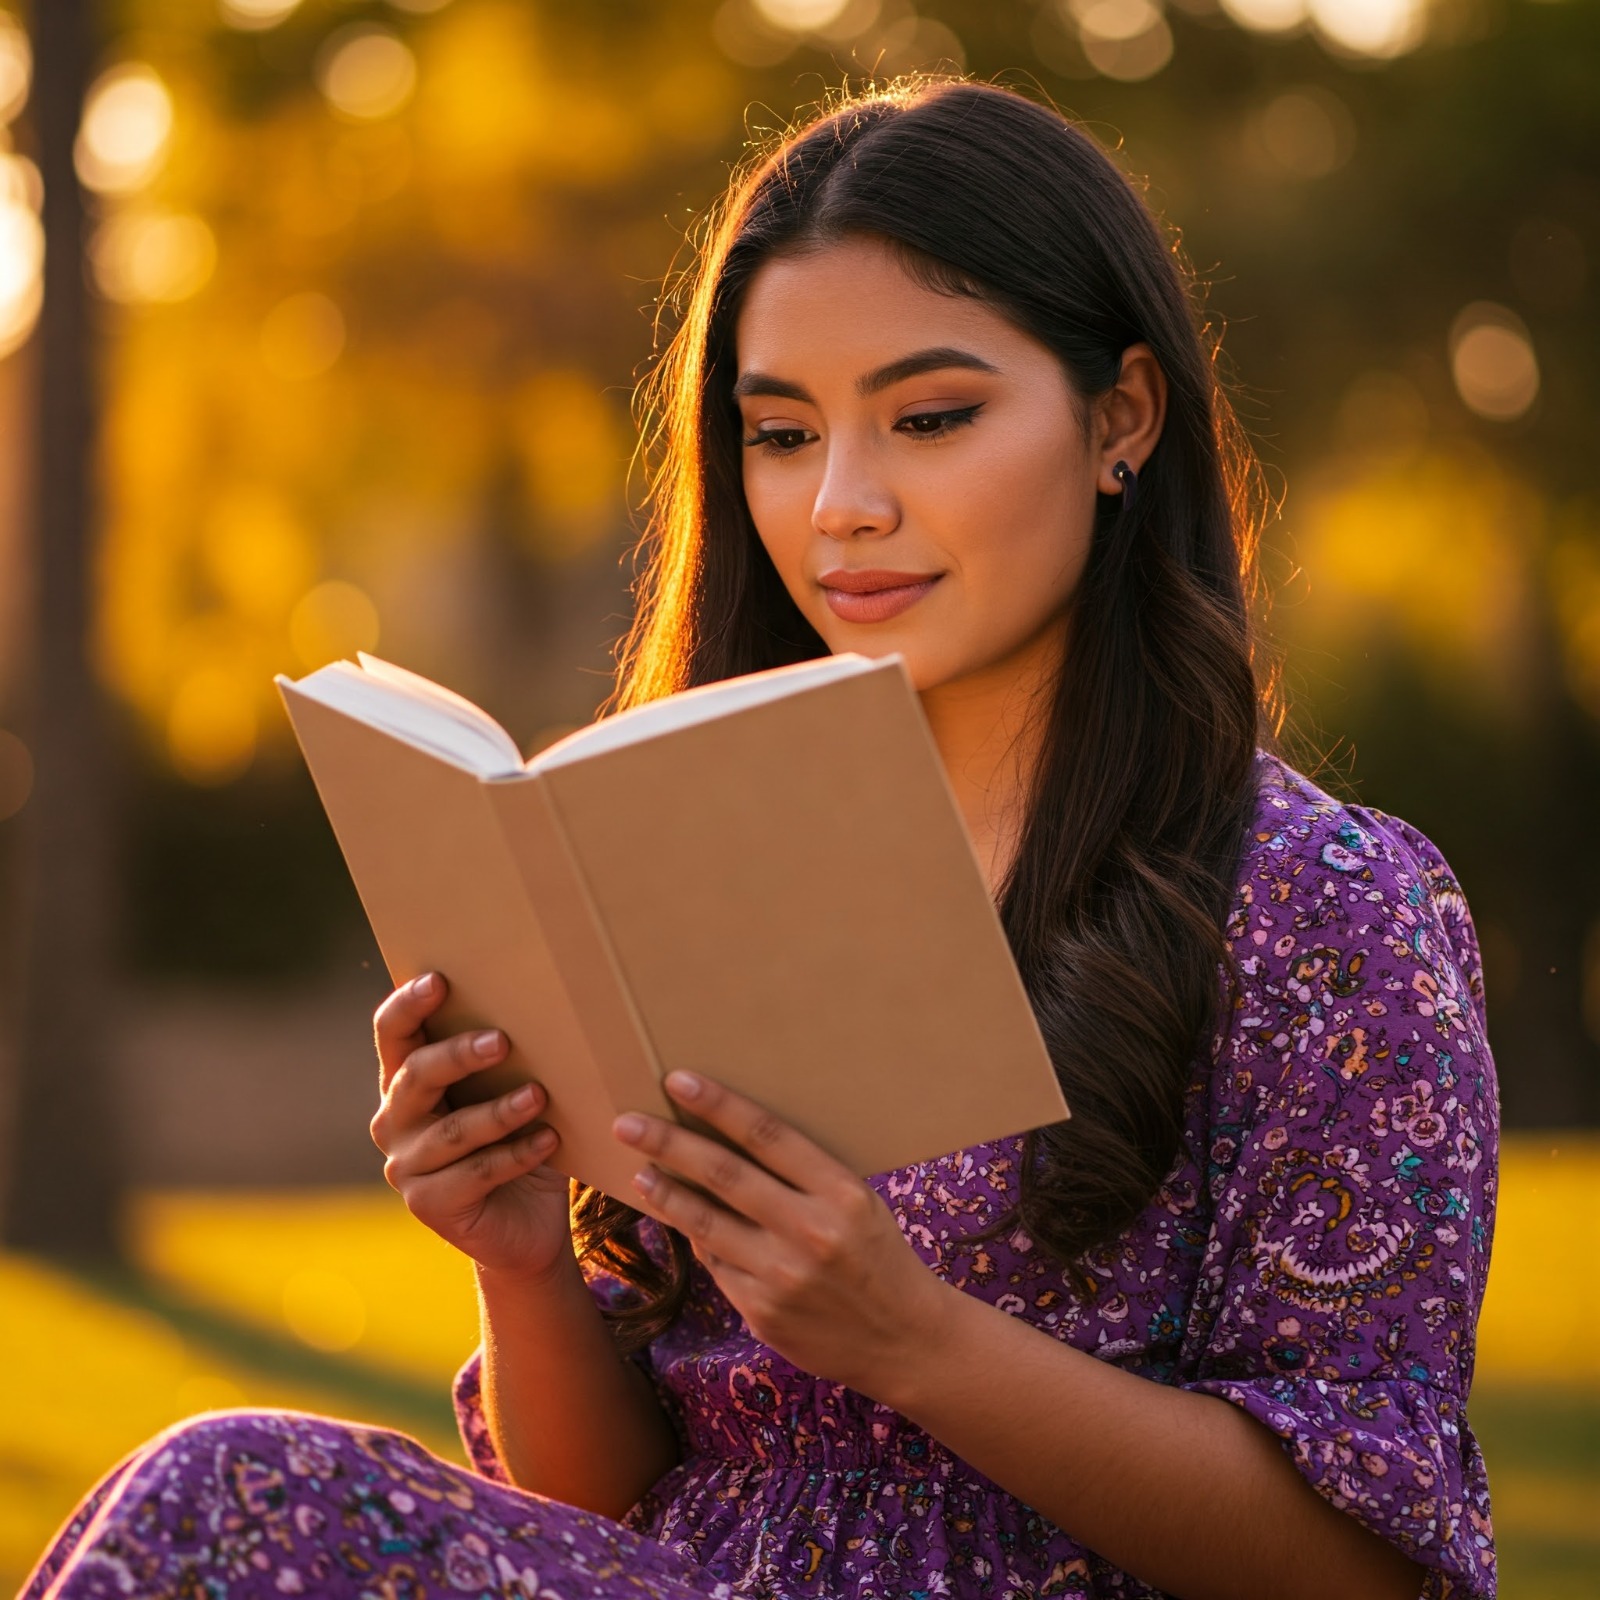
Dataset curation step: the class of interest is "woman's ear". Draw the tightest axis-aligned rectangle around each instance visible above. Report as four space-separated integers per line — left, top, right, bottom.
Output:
1092 343 1167 495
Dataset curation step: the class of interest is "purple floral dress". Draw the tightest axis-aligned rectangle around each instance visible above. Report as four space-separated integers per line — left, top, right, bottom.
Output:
24 753 1498 1600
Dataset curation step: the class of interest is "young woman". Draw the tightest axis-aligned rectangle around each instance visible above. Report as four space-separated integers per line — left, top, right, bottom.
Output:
25 80 1497 1600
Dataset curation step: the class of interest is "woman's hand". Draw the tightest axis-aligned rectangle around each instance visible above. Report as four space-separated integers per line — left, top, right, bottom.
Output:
370 973 573 1280
614 1070 954 1396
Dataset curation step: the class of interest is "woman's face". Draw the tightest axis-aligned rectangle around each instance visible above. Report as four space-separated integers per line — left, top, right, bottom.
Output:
733 235 1103 697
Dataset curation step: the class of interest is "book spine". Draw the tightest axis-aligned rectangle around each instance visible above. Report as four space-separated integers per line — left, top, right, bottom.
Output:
484 776 671 1122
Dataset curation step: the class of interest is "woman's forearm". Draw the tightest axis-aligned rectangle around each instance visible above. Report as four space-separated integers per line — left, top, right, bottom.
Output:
878 1283 1424 1600
475 1253 681 1517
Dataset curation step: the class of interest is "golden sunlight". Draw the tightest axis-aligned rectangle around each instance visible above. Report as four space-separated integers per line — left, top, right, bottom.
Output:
90 210 217 305
217 0 304 32
315 26 419 123
1450 303 1541 423
259 290 347 381
75 62 174 196
1072 0 1174 82
0 9 31 126
0 156 42 358
290 580 382 671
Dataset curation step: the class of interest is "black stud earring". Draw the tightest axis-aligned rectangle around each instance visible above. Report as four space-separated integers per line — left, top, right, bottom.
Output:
1112 460 1138 511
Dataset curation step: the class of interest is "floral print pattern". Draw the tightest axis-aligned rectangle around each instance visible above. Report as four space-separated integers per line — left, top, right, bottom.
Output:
25 753 1497 1599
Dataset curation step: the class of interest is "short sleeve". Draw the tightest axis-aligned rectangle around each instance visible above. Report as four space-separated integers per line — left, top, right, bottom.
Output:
1180 779 1499 1598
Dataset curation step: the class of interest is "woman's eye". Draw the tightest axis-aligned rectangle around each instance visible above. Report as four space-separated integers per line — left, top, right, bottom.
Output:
896 404 982 438
742 427 812 454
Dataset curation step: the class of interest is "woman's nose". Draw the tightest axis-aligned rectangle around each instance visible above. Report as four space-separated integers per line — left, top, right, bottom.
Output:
811 440 899 541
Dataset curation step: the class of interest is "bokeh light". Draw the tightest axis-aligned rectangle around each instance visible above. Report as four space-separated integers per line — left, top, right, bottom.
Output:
281 1268 367 1353
753 0 852 30
1252 86 1355 179
75 63 174 196
1450 302 1541 423
0 728 33 822
0 166 43 359
1307 0 1425 59
217 0 303 31
202 488 317 622
90 211 217 305
166 662 258 785
0 10 32 125
315 26 418 122
1072 0 1174 81
259 290 346 380
289 581 382 671
1218 0 1308 33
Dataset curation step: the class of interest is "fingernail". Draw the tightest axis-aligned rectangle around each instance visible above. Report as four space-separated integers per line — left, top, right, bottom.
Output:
614 1113 645 1143
509 1084 536 1111
414 973 439 997
665 1070 701 1100
472 1030 502 1058
633 1167 658 1195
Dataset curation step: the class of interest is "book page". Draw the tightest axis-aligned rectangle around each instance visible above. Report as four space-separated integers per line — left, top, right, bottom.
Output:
529 652 892 772
278 659 524 776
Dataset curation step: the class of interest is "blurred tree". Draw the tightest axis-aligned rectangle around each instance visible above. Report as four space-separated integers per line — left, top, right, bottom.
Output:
0 0 126 1260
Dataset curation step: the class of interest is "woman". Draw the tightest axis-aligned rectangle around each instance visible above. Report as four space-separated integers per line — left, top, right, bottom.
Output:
25 80 1497 1600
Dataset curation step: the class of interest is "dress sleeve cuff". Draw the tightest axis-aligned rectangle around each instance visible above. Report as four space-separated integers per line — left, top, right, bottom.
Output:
451 1347 513 1484
1185 1374 1495 1599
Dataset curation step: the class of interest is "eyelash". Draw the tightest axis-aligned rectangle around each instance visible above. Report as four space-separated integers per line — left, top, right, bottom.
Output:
741 404 984 455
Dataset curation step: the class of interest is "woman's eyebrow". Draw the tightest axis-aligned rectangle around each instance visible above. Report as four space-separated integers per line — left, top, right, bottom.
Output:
731 346 1001 404
857 346 1000 395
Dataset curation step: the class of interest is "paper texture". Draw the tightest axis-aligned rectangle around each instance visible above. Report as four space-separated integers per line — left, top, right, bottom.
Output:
277 655 1066 1199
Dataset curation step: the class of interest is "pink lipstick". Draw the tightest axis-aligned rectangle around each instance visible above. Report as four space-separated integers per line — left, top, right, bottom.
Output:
818 569 943 624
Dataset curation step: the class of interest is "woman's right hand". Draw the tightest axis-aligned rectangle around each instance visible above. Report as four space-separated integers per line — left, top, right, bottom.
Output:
370 972 574 1280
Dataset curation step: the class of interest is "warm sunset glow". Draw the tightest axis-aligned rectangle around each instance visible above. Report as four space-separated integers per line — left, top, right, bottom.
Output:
259 290 346 380
1218 0 1308 34
1073 0 1174 80
315 26 418 122
76 63 174 196
281 1268 367 1353
91 210 217 304
290 581 382 671
753 0 852 30
1308 0 1425 58
0 10 31 125
166 663 258 784
0 174 43 359
1252 87 1354 178
217 0 303 31
1450 303 1540 422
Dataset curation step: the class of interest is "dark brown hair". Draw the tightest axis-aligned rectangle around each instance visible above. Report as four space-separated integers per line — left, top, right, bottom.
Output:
573 79 1271 1348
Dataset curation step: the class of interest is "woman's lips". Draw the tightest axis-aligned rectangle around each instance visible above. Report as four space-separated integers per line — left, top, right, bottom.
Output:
818 570 943 624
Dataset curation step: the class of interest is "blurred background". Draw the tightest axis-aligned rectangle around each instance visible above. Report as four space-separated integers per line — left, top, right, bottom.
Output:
0 0 1594 1592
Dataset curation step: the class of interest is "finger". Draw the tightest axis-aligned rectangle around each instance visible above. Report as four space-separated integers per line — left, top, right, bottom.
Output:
409 1080 548 1174
659 1071 840 1194
615 1111 801 1233
374 1028 510 1142
374 973 448 1089
399 1122 560 1215
632 1163 763 1271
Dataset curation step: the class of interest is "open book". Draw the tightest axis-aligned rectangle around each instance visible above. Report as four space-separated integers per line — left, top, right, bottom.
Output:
276 652 1066 1199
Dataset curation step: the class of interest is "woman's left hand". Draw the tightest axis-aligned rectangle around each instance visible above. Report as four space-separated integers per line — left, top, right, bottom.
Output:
613 1069 953 1398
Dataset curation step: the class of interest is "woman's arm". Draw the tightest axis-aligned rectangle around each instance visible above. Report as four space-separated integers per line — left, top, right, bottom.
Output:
877 1281 1423 1600
371 974 679 1515
474 1255 680 1516
617 1073 1425 1600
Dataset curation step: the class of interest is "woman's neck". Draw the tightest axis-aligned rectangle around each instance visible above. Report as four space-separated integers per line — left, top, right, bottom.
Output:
918 624 1062 901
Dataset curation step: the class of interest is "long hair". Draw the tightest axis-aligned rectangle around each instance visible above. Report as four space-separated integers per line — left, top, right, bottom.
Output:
573 80 1272 1349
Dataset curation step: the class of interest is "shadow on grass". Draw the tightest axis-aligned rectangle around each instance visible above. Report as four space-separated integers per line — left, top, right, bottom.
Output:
70 1260 459 1442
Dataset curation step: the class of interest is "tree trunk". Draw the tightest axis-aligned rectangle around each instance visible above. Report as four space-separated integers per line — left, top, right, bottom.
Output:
0 0 125 1261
